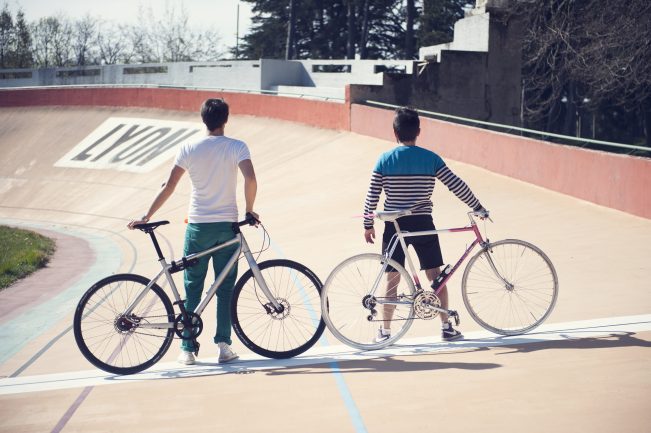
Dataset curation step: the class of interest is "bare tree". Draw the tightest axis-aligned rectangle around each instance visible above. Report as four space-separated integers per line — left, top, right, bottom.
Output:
72 15 97 65
0 4 14 67
51 16 73 67
31 17 53 67
125 2 222 63
519 0 651 144
96 22 127 64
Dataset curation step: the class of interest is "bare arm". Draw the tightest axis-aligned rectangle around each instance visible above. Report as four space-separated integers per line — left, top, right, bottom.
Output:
127 165 185 229
238 159 258 219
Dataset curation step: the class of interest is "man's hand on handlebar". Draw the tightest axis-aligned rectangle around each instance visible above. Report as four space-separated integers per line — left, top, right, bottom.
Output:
474 208 491 221
245 211 260 227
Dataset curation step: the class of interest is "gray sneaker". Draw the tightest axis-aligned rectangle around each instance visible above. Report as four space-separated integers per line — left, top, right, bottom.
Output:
218 342 239 363
177 350 196 365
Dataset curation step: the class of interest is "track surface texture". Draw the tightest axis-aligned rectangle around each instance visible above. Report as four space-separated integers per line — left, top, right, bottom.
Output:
1 107 650 433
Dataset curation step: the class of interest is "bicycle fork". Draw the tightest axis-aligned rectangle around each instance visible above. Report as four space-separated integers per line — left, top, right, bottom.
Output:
240 236 284 314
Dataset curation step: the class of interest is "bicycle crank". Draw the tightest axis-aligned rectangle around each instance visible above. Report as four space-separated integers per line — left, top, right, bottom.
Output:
448 310 461 326
173 312 203 339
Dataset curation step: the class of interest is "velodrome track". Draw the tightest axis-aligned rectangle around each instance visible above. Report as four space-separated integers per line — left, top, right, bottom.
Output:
1 105 650 433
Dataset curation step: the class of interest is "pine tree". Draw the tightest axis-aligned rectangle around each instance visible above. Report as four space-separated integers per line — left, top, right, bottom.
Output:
418 0 466 47
0 4 14 68
14 11 33 68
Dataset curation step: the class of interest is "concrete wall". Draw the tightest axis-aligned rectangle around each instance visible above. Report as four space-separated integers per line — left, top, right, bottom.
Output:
0 87 350 131
353 9 523 127
0 59 412 95
1 86 648 220
0 62 266 90
419 12 490 61
349 51 489 120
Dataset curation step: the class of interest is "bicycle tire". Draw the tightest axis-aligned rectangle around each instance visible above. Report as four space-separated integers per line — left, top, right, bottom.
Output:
231 259 325 359
73 273 175 375
321 253 416 350
461 239 559 336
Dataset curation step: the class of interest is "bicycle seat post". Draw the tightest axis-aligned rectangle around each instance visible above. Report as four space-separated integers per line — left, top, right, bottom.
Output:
146 229 165 261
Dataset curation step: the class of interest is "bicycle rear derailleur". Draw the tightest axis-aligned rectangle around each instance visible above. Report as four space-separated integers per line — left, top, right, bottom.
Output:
362 294 378 321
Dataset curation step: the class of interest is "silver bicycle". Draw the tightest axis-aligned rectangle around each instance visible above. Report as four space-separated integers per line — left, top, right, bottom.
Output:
321 209 559 350
74 214 325 374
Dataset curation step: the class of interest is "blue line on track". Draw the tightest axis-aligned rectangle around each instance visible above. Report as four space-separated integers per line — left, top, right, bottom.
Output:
265 231 368 433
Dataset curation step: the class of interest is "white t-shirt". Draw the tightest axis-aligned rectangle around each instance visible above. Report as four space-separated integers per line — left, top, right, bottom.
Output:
174 135 251 223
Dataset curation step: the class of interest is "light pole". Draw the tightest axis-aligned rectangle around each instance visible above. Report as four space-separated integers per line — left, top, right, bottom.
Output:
235 2 240 59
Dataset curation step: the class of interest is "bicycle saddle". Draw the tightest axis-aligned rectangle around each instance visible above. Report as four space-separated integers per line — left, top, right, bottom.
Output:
133 220 170 231
375 210 412 222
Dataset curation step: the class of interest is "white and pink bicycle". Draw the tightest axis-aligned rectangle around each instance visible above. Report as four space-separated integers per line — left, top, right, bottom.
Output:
321 209 559 350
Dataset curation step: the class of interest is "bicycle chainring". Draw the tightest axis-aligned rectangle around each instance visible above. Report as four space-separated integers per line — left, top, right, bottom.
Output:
174 312 203 339
413 291 441 320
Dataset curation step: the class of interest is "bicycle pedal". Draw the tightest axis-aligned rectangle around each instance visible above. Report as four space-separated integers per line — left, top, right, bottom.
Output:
193 340 200 356
449 310 460 326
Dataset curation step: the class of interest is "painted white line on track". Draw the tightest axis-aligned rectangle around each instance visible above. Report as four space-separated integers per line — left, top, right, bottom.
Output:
1 314 650 396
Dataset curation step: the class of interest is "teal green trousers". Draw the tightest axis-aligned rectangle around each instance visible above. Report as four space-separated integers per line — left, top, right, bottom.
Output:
181 222 239 352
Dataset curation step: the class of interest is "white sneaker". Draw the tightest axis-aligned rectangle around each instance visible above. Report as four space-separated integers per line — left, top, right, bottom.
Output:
218 342 239 363
177 350 196 365
374 327 391 343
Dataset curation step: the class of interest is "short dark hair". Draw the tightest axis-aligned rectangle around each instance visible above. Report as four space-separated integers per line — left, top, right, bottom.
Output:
393 107 420 141
201 98 229 131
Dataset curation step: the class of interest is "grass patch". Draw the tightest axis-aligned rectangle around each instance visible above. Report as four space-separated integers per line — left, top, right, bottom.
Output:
0 226 56 290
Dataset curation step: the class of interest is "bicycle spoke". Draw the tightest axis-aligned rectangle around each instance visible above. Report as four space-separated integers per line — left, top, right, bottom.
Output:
462 240 558 335
74 274 175 375
322 254 416 350
232 260 324 359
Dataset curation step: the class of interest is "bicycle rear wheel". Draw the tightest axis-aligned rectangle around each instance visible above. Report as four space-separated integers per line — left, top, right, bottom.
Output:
321 253 416 350
231 259 325 359
461 239 558 335
73 274 175 375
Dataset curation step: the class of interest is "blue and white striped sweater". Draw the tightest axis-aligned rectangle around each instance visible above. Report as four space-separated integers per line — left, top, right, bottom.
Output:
363 145 483 229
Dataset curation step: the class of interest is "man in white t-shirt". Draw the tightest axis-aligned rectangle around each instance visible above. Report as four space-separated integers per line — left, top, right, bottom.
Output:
128 98 258 365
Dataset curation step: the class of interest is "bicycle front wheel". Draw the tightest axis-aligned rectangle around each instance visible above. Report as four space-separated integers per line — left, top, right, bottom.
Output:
73 274 175 375
321 253 416 350
231 259 325 359
462 239 559 335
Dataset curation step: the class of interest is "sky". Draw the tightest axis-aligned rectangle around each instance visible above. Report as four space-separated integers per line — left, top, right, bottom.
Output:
5 0 253 53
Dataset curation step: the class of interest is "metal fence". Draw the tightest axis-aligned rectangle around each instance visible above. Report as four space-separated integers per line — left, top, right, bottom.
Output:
366 100 651 158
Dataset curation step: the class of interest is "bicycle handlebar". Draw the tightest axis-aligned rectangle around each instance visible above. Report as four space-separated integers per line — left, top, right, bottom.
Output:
468 209 492 223
237 212 260 227
370 208 491 224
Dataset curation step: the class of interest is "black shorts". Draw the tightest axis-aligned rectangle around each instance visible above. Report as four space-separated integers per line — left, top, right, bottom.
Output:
382 214 444 272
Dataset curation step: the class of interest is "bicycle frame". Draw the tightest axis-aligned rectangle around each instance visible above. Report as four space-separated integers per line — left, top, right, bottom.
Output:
374 212 508 313
123 229 282 331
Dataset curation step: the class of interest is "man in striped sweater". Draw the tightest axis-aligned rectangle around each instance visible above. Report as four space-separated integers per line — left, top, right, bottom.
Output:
363 107 489 342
